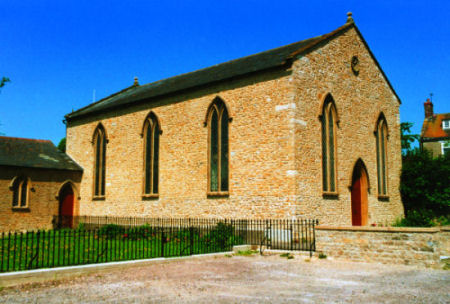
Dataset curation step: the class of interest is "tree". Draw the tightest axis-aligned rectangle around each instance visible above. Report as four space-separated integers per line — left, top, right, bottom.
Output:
400 122 419 154
58 137 66 153
0 77 10 89
399 149 450 226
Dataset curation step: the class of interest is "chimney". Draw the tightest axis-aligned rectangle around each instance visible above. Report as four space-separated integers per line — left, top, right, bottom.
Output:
424 98 434 118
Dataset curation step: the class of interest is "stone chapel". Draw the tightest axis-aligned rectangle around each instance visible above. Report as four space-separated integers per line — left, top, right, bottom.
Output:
65 14 404 226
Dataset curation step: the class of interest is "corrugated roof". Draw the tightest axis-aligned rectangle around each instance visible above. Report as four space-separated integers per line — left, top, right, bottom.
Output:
421 113 450 141
65 20 400 121
0 136 83 171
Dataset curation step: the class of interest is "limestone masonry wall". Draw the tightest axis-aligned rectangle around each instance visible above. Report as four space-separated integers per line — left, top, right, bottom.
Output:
67 69 298 219
291 26 403 225
316 226 448 268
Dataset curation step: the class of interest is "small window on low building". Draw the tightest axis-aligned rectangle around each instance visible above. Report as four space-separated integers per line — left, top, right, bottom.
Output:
11 177 30 208
442 119 450 130
442 141 450 155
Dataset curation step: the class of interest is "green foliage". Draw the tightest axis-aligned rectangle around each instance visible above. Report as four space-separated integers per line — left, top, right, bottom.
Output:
57 137 66 153
400 149 450 226
98 224 126 239
235 250 257 256
203 222 241 251
318 252 327 259
0 77 10 89
77 222 86 231
400 122 419 155
280 252 294 259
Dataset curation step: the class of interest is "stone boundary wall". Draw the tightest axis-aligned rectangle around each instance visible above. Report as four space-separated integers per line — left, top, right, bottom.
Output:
316 226 450 268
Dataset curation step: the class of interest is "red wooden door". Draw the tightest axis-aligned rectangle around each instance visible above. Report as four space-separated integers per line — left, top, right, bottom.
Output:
59 188 74 228
351 162 369 226
61 194 74 217
351 178 362 226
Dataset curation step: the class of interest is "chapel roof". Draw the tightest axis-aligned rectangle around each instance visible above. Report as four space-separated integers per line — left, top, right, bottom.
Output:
0 136 83 171
65 17 400 121
421 113 450 141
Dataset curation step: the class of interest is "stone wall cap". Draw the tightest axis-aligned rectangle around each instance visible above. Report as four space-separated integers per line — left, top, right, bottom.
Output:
316 225 441 233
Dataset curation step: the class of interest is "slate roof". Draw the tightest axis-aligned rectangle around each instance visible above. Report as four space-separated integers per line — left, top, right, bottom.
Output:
421 113 450 141
65 20 400 121
0 136 83 171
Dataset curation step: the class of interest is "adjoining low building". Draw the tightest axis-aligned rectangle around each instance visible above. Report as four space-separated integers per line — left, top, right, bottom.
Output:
0 136 83 231
420 99 450 157
65 14 404 226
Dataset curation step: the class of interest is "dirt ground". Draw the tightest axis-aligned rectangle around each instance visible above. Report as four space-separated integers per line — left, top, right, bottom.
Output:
0 254 449 303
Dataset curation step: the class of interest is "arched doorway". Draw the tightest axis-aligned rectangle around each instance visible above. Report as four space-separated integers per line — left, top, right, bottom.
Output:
58 183 74 228
351 159 369 226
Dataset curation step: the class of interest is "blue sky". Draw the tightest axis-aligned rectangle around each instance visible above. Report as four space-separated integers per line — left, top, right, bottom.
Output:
1 1 449 145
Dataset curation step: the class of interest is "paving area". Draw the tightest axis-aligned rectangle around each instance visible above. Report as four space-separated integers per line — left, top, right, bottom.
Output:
0 254 449 303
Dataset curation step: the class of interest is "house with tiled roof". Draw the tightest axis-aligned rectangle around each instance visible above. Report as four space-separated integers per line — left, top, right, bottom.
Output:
0 136 82 231
420 99 450 156
64 13 404 226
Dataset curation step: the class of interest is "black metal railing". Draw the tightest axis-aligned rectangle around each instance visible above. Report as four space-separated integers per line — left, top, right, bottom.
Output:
0 217 317 273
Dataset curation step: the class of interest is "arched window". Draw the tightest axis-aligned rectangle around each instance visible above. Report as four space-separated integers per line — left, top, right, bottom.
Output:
93 124 107 198
206 98 229 194
11 176 30 208
142 112 160 196
375 115 388 196
321 94 338 193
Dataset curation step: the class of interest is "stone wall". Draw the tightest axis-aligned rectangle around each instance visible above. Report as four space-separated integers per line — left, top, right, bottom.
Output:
0 166 82 232
316 226 448 268
292 26 403 226
66 25 403 225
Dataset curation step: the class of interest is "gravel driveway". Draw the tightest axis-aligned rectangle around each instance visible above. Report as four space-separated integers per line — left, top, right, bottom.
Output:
0 254 448 303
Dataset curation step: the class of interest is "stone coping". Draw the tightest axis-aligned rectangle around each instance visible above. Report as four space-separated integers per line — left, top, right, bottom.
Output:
316 225 443 233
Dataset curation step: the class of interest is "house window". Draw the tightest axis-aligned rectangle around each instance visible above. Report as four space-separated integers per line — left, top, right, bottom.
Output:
376 116 388 197
93 124 107 198
443 120 450 130
207 98 229 195
442 141 450 155
11 177 29 208
143 112 160 196
321 95 338 194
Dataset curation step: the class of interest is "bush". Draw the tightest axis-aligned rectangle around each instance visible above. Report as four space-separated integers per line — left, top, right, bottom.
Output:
400 149 450 226
99 224 125 239
203 222 242 251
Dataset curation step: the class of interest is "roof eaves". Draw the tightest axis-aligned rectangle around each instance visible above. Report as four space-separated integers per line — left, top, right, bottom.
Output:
65 84 138 119
288 21 354 59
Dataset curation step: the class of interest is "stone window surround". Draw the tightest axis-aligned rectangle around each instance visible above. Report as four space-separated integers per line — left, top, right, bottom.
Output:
319 93 339 197
141 111 162 199
92 123 108 200
205 97 232 197
9 176 32 211
375 113 389 199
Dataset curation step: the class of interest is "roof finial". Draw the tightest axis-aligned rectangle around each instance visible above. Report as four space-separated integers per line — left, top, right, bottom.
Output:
346 12 354 23
133 76 139 86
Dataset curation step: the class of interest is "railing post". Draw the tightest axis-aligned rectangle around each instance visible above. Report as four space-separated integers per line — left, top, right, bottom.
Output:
189 226 194 256
161 230 165 257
